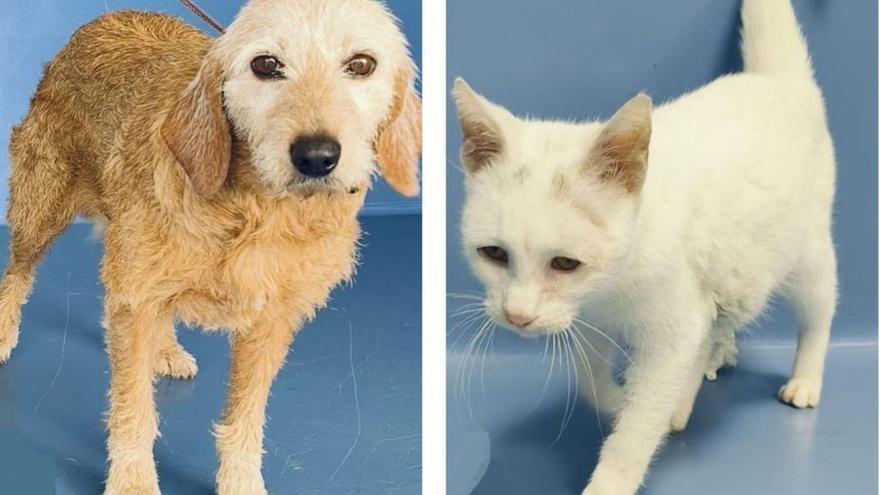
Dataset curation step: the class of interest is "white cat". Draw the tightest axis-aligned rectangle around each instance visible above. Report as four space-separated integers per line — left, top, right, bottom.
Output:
453 1 836 493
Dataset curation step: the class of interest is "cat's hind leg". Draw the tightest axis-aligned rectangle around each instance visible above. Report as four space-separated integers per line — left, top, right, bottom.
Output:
778 231 836 408
705 317 738 381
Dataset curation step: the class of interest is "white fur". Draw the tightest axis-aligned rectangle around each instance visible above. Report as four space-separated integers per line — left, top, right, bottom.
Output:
455 1 837 493
215 0 411 193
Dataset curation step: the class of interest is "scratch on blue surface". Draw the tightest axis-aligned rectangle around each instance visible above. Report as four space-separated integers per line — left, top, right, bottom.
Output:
329 321 362 480
33 257 73 412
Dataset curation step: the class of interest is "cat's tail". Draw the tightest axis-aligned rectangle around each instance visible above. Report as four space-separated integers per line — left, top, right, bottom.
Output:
740 0 815 80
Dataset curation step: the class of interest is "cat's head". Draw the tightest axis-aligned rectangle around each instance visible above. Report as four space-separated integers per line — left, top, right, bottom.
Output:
453 78 652 337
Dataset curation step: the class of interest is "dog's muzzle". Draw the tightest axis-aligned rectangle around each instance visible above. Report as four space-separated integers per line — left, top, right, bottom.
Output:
290 135 341 178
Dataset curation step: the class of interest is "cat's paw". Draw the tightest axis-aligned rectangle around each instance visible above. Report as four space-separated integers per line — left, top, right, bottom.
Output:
154 344 198 379
582 464 638 495
778 378 821 408
669 405 692 434
582 478 633 495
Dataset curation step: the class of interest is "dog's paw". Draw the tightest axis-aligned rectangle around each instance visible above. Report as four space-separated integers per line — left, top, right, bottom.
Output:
154 344 198 379
217 458 268 495
0 329 19 364
0 339 16 364
104 462 161 495
778 378 821 408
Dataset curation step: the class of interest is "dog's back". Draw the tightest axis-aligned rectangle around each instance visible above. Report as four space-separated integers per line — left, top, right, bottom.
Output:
12 11 208 180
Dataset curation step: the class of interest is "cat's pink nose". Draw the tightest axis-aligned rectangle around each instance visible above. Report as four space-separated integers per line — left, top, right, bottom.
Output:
505 311 536 328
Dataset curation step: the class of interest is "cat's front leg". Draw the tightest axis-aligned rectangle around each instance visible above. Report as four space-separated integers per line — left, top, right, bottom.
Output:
582 313 710 495
575 331 626 418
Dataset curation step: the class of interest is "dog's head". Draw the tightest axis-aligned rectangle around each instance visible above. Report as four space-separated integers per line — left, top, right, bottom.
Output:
161 0 421 197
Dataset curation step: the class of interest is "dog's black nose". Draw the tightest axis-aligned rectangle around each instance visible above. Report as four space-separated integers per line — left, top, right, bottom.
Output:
290 135 341 178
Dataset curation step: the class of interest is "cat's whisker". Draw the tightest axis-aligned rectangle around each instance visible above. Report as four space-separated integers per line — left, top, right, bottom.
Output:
570 329 605 437
569 326 617 369
447 291 484 301
446 157 466 175
542 335 550 361
460 317 494 421
532 332 559 413
454 315 490 416
447 311 487 347
449 309 483 324
552 330 578 446
467 323 491 420
479 323 496 399
449 305 484 318
574 317 633 364
447 314 482 348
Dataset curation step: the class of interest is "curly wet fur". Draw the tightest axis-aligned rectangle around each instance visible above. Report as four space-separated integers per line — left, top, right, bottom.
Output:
0 3 419 494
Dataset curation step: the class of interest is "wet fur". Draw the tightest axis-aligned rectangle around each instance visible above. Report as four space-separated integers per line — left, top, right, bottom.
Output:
0 3 419 494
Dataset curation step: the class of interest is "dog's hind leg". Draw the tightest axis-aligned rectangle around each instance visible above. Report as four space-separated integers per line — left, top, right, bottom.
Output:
0 128 76 363
153 322 198 379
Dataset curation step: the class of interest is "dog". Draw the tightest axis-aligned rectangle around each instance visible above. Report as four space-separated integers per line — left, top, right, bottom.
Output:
0 0 420 493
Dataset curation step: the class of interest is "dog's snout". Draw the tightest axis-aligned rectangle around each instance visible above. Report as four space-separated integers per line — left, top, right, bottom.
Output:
290 135 341 178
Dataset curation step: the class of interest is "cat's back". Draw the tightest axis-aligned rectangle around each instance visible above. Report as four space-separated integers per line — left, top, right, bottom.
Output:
634 72 836 315
644 72 835 218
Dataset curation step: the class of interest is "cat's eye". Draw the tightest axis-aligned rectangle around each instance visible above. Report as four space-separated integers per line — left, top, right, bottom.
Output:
477 246 509 267
251 55 285 79
550 256 582 272
344 54 377 77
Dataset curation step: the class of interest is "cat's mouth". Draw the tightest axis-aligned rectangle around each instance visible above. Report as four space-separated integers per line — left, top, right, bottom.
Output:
497 317 569 338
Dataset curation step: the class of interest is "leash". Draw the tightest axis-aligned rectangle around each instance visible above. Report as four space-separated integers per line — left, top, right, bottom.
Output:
178 0 226 34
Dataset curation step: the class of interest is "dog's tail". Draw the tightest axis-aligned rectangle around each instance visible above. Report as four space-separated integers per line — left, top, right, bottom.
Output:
741 0 815 80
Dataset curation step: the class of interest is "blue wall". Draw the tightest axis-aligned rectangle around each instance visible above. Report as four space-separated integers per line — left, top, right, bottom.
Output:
0 0 421 216
447 0 877 339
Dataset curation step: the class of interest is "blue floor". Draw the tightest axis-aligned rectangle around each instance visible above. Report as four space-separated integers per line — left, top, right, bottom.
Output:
447 281 878 494
0 214 421 495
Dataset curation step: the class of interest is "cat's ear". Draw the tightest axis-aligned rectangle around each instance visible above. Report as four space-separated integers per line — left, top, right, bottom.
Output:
586 93 652 193
452 78 511 174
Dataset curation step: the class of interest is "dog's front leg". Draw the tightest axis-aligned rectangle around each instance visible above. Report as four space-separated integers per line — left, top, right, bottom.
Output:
104 303 164 495
582 309 710 495
215 317 296 495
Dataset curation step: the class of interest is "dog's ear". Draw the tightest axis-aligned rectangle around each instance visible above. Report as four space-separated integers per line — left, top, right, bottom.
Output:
161 55 232 196
375 64 422 197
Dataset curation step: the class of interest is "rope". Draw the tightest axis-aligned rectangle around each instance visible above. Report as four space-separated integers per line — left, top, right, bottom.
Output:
178 0 226 34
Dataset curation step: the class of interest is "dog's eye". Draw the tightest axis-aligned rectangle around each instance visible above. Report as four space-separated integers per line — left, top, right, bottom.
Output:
251 55 284 79
344 54 377 78
477 246 509 267
550 257 582 272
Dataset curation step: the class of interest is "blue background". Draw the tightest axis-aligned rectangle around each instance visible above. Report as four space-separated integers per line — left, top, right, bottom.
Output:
446 2 877 494
0 0 421 216
447 0 877 341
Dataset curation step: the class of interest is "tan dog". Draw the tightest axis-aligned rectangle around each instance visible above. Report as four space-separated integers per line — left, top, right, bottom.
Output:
0 0 420 493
